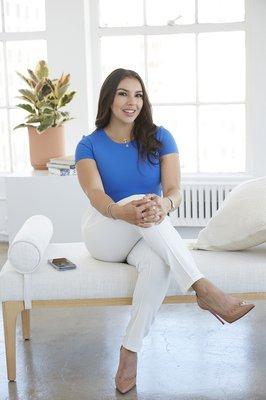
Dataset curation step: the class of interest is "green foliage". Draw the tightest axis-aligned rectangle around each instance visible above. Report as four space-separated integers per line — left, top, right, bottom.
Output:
14 60 76 134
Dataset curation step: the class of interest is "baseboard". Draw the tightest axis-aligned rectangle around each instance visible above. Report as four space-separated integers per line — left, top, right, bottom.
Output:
0 233 8 243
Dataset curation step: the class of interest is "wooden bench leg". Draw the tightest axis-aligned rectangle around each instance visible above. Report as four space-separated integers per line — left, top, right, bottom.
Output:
21 309 30 340
2 301 24 381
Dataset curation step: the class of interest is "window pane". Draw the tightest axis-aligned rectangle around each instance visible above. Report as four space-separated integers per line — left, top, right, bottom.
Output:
198 31 245 102
199 105 245 173
198 0 245 23
0 42 6 105
146 0 195 26
0 109 10 171
99 0 143 27
147 34 196 103
4 0 46 32
10 108 31 171
6 40 47 106
0 1 2 32
152 105 197 172
100 36 145 82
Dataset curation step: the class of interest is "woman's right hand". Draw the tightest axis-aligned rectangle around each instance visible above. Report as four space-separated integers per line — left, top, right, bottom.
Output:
118 197 161 227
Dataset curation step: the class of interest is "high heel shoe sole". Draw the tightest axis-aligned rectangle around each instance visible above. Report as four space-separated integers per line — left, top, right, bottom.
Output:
115 376 136 394
196 295 255 324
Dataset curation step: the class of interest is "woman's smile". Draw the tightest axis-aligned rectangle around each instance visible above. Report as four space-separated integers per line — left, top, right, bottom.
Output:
122 109 136 117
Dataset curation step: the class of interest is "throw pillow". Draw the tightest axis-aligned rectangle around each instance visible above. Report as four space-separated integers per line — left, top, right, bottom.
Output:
191 176 266 251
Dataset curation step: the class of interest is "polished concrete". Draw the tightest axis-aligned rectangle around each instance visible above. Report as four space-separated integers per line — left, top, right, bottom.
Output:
0 243 265 400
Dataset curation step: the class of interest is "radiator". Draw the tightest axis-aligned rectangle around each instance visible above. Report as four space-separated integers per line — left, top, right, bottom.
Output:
169 183 237 227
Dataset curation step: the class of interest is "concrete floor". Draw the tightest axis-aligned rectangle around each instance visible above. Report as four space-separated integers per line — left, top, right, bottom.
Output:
0 243 265 400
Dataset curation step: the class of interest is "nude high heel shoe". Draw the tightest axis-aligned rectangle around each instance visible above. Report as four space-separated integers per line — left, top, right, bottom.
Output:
115 372 137 394
196 294 255 324
115 346 137 394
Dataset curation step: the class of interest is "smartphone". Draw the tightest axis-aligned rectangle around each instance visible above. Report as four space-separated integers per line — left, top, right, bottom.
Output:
48 257 77 271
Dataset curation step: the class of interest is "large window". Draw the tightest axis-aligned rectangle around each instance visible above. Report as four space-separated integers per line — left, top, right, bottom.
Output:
0 0 47 172
97 0 246 174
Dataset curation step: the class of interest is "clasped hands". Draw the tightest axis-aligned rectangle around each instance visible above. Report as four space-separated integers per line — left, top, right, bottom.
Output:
130 193 170 228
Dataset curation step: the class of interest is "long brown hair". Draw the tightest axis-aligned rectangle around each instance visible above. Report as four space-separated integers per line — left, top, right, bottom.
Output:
95 68 163 165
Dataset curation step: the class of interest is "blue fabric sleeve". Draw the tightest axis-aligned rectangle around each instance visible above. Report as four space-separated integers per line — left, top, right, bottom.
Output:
158 126 179 157
75 136 95 163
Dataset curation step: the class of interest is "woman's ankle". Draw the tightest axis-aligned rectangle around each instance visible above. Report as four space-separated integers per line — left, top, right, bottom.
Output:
192 277 210 295
121 345 137 354
192 278 225 298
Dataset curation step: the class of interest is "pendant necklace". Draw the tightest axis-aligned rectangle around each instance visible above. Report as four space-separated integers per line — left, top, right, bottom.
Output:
122 138 129 147
107 132 132 147
105 127 133 148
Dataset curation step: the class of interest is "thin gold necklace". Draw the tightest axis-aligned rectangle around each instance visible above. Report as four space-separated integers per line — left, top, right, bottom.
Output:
105 130 133 147
122 138 130 147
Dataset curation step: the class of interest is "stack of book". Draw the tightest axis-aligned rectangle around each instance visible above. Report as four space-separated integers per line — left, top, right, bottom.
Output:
46 155 76 176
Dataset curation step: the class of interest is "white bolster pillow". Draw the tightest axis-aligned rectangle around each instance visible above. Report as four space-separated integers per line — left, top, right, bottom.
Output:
8 215 53 273
8 215 53 309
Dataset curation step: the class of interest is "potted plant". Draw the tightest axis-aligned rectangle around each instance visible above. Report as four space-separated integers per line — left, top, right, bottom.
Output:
14 60 76 170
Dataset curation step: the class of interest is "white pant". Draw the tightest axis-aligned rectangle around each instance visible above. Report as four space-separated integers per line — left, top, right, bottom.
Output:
81 194 204 352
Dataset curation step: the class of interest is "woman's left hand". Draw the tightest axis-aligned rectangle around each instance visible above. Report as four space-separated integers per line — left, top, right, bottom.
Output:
134 193 170 225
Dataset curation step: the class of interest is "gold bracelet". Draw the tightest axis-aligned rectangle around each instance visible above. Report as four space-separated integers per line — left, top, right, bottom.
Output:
106 202 116 219
106 202 113 217
109 203 117 219
167 196 176 212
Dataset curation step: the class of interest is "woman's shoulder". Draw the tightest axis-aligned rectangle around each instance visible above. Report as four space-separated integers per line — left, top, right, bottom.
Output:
75 129 103 162
155 125 179 155
78 129 103 145
155 125 173 139
75 129 102 153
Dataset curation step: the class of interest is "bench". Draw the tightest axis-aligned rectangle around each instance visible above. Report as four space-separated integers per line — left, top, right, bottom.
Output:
1 216 266 381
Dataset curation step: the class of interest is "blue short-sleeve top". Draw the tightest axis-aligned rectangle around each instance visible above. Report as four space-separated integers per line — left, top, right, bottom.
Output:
75 126 179 202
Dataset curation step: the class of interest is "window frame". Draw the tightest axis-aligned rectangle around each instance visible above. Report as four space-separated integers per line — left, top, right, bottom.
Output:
90 0 250 179
1 0 264 181
0 1 47 172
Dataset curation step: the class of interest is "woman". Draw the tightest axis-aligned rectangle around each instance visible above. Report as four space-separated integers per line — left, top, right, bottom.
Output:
75 68 254 394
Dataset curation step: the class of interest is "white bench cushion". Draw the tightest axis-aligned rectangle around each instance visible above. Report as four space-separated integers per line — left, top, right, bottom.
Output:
0 240 266 302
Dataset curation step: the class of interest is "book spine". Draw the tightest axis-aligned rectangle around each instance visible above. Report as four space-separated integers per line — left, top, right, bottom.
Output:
48 167 76 176
49 160 75 166
47 162 75 169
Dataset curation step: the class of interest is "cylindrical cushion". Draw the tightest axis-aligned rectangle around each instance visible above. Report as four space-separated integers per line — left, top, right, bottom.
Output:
8 215 53 274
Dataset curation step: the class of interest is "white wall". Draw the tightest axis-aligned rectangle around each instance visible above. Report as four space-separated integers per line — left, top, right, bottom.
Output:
0 178 7 241
45 0 95 154
1 0 266 242
246 0 266 177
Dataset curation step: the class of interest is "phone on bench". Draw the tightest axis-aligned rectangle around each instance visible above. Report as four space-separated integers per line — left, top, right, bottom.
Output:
48 257 77 271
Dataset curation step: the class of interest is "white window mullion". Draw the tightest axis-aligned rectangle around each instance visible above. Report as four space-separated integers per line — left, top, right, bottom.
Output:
1 0 12 172
151 101 245 107
3 41 13 172
143 0 148 86
99 21 246 37
0 1 10 173
0 31 46 40
91 0 101 93
144 35 148 87
194 0 199 173
195 32 200 172
1 0 5 31
89 0 101 120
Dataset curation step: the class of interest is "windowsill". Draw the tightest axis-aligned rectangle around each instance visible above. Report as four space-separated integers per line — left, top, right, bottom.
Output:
181 172 255 183
0 170 254 182
0 169 77 178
